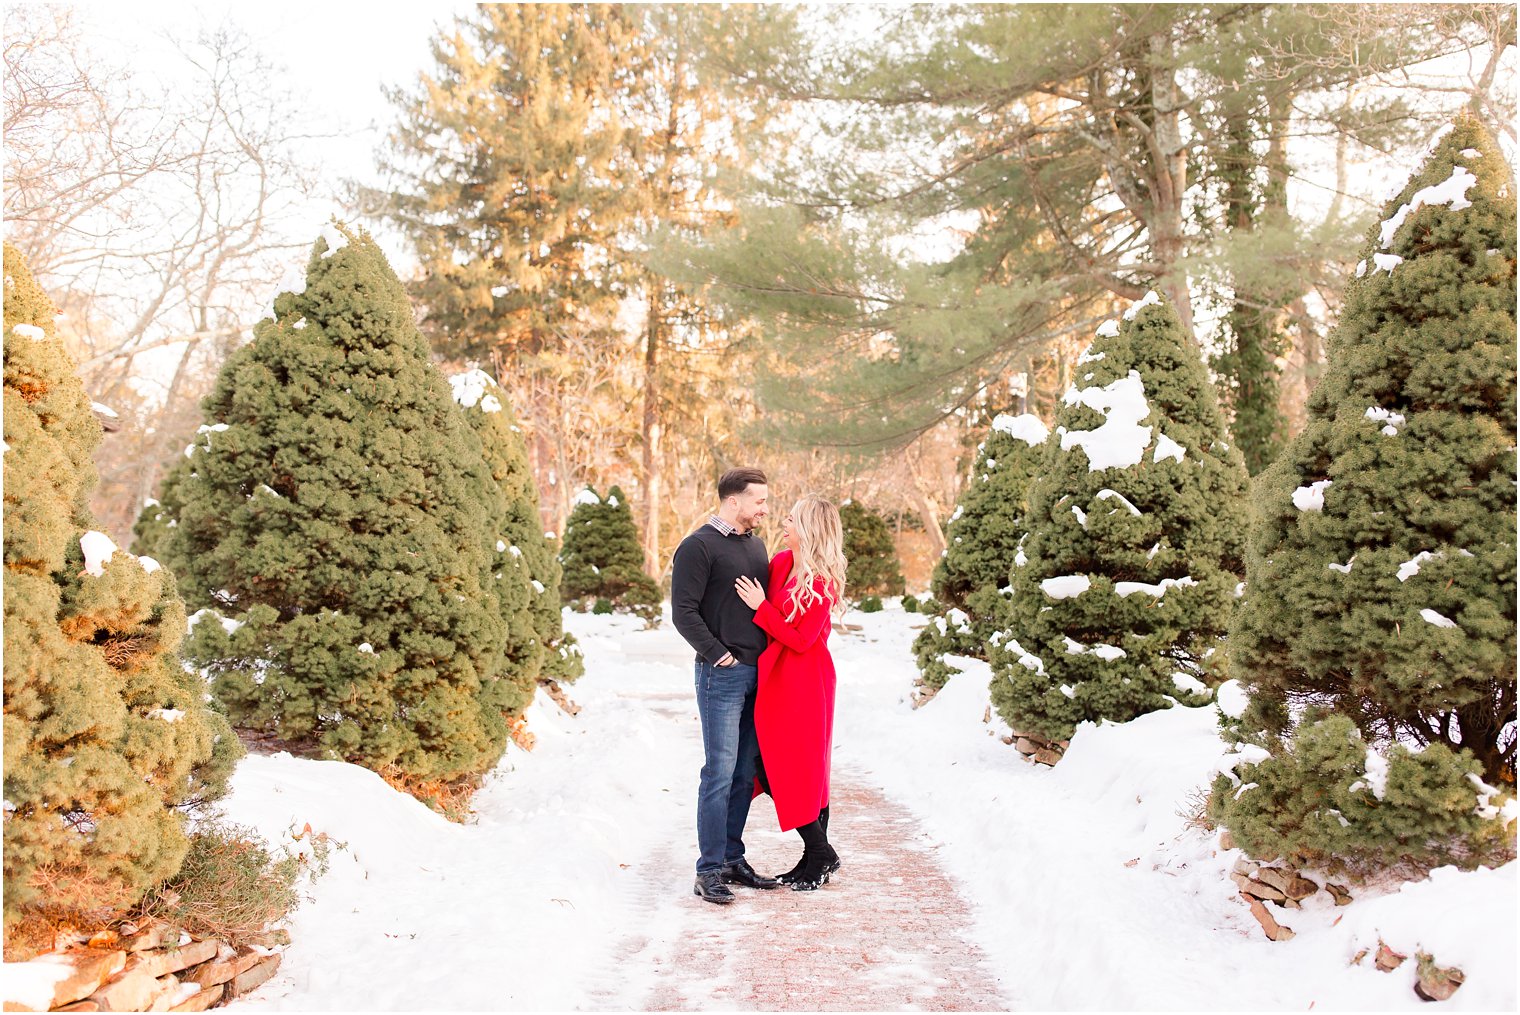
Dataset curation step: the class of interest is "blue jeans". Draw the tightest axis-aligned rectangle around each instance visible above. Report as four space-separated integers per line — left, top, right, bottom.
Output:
694 659 760 874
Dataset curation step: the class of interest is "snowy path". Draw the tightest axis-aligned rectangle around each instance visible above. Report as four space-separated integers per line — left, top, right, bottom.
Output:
226 611 1009 1011
221 607 1515 1012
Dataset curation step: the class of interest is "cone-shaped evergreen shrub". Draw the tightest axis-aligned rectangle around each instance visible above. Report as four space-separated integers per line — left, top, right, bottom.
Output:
449 369 583 690
559 485 661 623
130 458 190 563
168 224 522 785
1212 118 1517 868
3 244 238 933
987 293 1251 745
839 500 905 598
913 413 1048 689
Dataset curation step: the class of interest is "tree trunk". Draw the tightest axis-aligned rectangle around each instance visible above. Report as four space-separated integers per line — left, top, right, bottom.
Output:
642 291 663 573
1148 32 1193 341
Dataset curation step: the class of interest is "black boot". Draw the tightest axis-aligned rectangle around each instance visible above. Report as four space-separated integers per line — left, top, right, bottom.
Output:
785 818 832 892
816 807 840 882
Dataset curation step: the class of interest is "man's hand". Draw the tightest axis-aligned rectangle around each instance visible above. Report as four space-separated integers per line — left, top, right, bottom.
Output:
716 652 736 667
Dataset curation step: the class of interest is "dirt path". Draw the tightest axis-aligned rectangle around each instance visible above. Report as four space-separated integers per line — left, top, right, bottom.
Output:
633 773 1011 1012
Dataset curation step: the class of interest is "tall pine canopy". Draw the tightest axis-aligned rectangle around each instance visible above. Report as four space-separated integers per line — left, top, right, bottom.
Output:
913 412 1048 690
449 369 583 689
1212 118 1516 867
988 293 1250 747
3 243 237 936
168 225 524 786
559 485 661 623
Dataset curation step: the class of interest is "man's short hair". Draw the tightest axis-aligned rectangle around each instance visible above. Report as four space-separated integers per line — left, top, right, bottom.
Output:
718 467 767 500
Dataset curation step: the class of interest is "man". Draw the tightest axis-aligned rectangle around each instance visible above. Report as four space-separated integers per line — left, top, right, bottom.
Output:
671 466 780 904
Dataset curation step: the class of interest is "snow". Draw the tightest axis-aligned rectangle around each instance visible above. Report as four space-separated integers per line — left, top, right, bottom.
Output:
122 606 1515 1013
1371 253 1404 275
138 556 162 574
10 323 45 340
80 531 119 576
1040 574 1091 600
608 495 620 508
1366 406 1406 436
273 260 308 302
357 643 374 654
1071 504 1087 528
318 222 349 258
1076 345 1105 365
531 580 546 594
1095 489 1141 516
573 488 601 507
1355 259 1368 278
1292 479 1332 512
1122 289 1162 320
1397 551 1437 582
1059 371 1154 471
1362 748 1391 800
491 285 510 297
1419 608 1458 629
1095 319 1120 338
496 540 507 553
990 412 1048 446
1152 432 1185 464
1090 644 1126 661
292 317 307 330
1378 166 1478 248
1114 576 1197 599
1216 679 1250 719
0 956 73 1011
149 708 186 723
448 370 503 413
1328 557 1354 574
188 608 244 635
1171 671 1208 695
91 401 119 419
1460 148 1481 158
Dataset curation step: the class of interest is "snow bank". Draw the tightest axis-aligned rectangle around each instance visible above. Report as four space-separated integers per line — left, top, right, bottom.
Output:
80 531 118 576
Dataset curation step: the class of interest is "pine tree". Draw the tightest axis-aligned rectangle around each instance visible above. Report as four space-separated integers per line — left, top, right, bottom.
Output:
168 224 522 786
559 485 662 623
3 243 238 934
988 292 1251 748
1211 118 1516 867
839 500 905 598
449 369 583 689
913 413 1048 689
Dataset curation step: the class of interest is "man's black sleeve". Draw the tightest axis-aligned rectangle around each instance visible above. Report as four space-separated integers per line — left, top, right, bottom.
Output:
670 537 725 664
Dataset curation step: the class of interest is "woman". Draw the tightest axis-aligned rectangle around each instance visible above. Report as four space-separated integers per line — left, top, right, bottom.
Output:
734 495 847 892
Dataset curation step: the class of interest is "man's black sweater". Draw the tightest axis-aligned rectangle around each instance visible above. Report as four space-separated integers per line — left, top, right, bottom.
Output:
670 524 771 666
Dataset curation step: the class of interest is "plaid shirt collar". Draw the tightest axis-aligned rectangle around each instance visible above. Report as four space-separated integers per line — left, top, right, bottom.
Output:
707 514 748 537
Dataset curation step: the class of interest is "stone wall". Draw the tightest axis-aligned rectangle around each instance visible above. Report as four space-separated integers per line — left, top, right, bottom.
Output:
4 922 288 1012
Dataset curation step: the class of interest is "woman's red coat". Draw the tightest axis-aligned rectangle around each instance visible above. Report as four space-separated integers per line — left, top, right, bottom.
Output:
752 549 836 832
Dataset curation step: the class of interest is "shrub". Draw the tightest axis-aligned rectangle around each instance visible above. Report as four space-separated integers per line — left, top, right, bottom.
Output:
857 595 884 613
559 486 661 624
839 500 905 597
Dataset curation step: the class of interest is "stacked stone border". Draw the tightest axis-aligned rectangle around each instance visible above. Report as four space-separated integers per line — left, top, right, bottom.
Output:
6 922 288 1012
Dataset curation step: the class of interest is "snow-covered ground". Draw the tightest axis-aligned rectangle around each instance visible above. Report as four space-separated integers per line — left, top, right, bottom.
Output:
11 606 1509 1011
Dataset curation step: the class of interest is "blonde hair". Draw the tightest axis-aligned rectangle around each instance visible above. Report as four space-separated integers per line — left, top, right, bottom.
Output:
786 496 848 621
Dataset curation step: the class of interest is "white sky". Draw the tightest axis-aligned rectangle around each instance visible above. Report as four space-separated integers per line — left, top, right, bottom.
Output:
84 0 476 264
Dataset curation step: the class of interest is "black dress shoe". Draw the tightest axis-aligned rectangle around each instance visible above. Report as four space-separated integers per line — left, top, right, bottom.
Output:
693 870 735 905
721 858 780 889
787 849 829 892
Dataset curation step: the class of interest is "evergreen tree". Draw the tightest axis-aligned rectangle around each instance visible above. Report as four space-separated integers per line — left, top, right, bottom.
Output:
559 485 661 623
913 413 1048 689
372 4 640 362
169 224 523 786
1212 119 1516 867
3 243 238 932
449 369 583 688
988 293 1251 747
130 457 190 563
839 500 905 598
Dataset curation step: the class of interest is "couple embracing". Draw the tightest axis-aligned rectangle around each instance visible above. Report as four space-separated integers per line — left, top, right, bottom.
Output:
671 468 846 905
